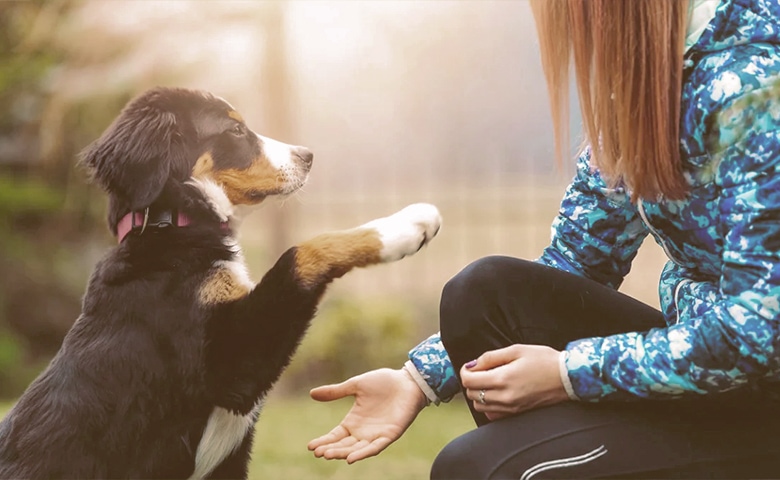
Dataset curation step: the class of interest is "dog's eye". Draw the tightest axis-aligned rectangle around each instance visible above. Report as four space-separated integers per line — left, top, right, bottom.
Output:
229 124 245 137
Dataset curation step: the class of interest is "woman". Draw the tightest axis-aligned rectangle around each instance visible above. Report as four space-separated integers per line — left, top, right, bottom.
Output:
308 0 780 477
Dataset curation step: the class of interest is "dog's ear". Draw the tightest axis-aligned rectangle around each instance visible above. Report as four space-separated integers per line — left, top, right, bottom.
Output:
80 89 188 210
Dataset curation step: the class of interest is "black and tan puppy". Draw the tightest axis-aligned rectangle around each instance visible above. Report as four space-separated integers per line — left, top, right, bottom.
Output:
0 87 440 478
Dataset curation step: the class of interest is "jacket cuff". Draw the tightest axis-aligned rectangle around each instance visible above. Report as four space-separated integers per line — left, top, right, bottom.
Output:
558 351 580 401
403 361 439 406
407 333 460 402
564 338 620 401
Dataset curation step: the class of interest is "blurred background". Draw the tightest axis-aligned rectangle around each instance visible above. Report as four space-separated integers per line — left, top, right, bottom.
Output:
0 0 667 477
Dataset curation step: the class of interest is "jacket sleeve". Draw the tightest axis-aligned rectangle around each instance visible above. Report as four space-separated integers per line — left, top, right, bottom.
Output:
537 147 650 289
565 90 780 401
407 147 651 404
407 333 461 404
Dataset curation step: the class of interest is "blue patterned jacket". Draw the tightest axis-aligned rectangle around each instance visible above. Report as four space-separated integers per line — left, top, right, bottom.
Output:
408 0 780 403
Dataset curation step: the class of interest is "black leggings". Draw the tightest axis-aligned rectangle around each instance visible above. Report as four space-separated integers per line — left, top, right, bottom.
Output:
432 256 780 479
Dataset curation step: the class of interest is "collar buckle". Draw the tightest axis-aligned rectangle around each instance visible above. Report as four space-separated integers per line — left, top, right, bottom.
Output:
118 207 190 243
132 207 151 235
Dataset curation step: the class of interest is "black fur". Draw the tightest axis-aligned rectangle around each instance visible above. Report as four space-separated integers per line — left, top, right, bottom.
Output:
82 89 199 222
0 87 327 478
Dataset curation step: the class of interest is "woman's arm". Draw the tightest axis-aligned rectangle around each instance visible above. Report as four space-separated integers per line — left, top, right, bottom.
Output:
565 87 780 401
538 147 650 288
408 146 651 402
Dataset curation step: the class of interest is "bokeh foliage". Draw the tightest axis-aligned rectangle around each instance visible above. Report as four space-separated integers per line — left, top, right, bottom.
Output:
0 0 113 397
281 296 428 392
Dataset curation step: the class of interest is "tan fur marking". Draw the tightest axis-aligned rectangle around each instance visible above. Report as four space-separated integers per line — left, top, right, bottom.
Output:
211 159 287 205
227 110 244 123
199 268 251 306
295 229 384 288
193 153 215 178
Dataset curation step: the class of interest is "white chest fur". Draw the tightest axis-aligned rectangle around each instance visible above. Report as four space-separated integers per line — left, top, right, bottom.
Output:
190 256 257 479
189 402 263 479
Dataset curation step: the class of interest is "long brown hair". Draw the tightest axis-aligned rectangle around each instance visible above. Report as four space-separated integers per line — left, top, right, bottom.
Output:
530 0 690 200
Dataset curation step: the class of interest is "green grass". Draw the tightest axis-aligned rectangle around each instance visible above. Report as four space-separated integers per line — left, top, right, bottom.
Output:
251 392 473 479
0 392 475 479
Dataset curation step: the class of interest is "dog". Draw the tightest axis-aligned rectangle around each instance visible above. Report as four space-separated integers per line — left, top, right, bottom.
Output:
0 87 441 478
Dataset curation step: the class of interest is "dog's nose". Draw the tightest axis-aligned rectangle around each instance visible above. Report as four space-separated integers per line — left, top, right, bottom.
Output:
293 147 313 168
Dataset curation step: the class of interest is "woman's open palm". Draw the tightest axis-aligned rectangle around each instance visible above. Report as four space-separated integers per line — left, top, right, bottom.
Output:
308 368 428 463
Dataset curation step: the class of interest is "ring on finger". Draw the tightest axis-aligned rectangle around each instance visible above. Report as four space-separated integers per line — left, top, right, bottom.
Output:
478 389 486 405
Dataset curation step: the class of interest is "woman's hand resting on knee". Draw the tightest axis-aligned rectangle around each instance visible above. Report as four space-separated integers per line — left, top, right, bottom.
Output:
308 368 428 463
461 344 569 421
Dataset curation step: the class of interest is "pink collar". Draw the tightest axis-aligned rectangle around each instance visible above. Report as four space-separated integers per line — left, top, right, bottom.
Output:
116 209 191 243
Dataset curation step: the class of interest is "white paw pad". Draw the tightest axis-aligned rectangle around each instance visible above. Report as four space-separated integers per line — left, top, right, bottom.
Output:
360 203 441 262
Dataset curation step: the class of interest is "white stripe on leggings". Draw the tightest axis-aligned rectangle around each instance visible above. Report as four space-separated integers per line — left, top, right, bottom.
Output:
519 444 608 480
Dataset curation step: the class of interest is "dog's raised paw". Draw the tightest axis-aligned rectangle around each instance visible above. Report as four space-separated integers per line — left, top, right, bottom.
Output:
360 203 442 262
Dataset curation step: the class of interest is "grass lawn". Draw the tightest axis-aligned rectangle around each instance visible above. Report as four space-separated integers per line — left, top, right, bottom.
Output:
251 391 473 479
0 391 474 479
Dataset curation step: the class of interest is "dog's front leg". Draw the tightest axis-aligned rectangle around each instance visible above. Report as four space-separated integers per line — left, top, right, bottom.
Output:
196 204 440 479
206 203 441 413
294 202 442 288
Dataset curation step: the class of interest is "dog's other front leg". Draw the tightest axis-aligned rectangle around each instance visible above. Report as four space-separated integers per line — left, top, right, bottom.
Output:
295 202 442 288
206 203 441 414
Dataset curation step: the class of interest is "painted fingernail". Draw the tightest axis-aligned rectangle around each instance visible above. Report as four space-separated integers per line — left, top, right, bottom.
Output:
464 360 477 369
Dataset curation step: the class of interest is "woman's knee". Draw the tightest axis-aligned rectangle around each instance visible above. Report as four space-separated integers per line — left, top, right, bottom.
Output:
441 256 514 316
439 256 533 345
441 256 503 341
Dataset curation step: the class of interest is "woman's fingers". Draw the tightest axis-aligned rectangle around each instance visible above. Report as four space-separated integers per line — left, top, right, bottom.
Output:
309 378 356 402
465 387 485 404
460 345 525 389
346 437 394 464
465 387 516 413
307 425 350 451
312 432 397 463
316 437 362 459
468 345 524 371
461 366 506 392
